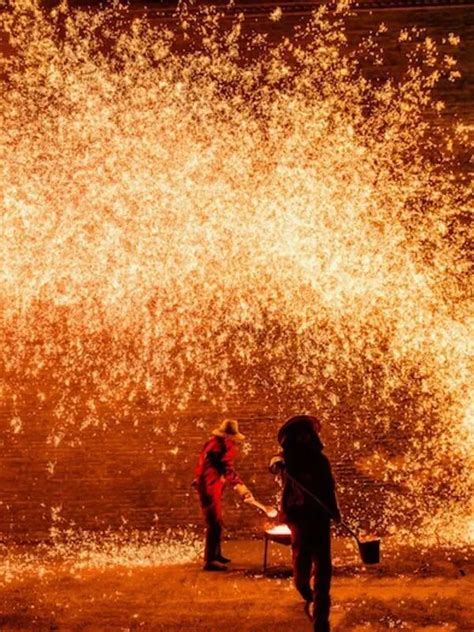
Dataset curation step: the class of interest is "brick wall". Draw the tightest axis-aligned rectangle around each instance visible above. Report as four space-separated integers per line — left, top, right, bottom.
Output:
1 400 389 542
0 3 472 542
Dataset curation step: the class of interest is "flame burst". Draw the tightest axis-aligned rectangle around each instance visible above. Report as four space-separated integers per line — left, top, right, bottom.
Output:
0 1 472 543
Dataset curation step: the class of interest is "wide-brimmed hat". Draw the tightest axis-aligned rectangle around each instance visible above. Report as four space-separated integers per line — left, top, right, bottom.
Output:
212 419 245 442
277 414 321 446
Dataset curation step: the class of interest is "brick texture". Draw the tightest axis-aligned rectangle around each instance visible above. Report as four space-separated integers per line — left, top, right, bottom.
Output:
0 4 472 542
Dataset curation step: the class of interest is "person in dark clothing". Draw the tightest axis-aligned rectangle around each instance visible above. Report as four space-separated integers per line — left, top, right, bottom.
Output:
193 419 254 571
270 414 341 632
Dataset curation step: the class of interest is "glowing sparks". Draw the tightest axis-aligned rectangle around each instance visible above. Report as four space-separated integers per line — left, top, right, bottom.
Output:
0 530 201 586
0 1 472 544
270 7 282 22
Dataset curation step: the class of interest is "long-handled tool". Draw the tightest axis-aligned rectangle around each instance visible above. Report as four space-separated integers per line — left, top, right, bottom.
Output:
285 472 380 564
244 497 278 518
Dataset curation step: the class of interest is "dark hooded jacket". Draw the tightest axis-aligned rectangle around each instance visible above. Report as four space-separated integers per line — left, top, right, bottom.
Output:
271 415 340 523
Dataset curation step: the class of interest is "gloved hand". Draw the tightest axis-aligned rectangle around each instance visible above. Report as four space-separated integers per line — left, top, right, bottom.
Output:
234 483 254 503
269 456 285 475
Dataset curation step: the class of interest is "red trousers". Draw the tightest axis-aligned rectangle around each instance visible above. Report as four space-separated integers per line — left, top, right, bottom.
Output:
288 518 332 632
198 480 224 563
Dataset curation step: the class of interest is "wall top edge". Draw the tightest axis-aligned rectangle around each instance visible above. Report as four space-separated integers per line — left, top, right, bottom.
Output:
58 0 474 14
127 0 474 13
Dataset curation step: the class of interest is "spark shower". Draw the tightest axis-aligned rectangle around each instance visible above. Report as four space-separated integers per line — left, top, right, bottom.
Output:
0 0 472 544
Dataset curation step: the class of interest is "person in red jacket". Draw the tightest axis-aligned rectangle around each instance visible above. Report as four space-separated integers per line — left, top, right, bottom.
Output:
193 419 254 571
270 415 340 632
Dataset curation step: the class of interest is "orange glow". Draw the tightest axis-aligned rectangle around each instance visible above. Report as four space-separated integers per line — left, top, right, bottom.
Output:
0 1 472 547
266 524 292 536
0 530 202 586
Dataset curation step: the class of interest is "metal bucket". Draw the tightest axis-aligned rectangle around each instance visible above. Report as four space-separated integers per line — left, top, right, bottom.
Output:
358 539 380 564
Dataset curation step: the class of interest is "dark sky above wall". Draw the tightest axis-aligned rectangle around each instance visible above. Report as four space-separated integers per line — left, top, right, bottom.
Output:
6 0 469 124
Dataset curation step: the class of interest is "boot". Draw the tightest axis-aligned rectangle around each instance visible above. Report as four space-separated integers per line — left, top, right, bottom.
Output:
215 554 231 564
203 561 228 572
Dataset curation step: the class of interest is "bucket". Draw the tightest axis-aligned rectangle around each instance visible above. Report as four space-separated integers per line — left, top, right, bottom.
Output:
358 539 380 564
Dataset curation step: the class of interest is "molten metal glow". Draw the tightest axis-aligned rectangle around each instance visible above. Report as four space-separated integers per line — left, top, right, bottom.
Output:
0 1 472 544
266 524 292 536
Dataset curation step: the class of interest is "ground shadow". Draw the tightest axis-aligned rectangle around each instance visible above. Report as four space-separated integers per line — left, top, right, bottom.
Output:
242 566 293 579
334 597 471 631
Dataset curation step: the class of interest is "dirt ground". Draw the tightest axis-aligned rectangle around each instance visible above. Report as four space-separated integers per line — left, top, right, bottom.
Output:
1 537 472 631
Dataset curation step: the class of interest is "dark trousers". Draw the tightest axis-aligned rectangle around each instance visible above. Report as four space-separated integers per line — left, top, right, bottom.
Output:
198 481 224 564
203 502 223 563
288 518 332 632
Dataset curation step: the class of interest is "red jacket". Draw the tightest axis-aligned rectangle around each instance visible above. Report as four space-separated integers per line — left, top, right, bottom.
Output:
195 436 243 490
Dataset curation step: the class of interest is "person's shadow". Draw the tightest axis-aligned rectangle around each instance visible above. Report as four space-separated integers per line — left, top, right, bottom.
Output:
241 566 292 579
